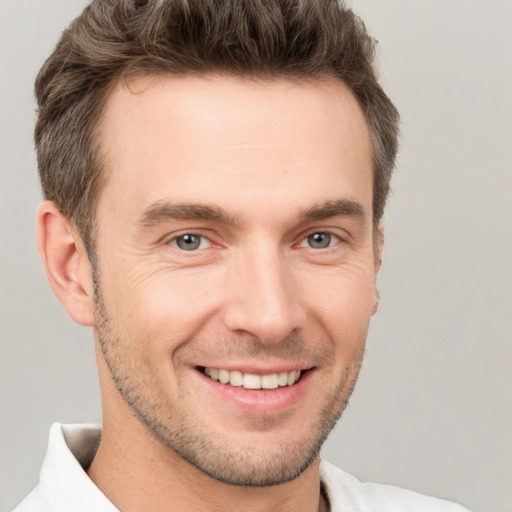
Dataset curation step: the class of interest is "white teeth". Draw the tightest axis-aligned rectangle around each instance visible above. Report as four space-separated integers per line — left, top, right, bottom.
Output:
219 369 230 384
288 371 297 386
261 373 278 389
229 370 243 387
202 367 301 390
277 372 289 387
243 373 261 389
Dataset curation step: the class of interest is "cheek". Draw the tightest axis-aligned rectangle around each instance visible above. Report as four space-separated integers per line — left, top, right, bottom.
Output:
302 265 376 348
307 261 376 309
105 263 225 350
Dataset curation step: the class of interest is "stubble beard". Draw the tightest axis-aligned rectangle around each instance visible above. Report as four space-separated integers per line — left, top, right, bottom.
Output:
93 269 365 487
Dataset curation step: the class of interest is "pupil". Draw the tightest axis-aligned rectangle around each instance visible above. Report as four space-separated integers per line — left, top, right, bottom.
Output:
308 232 330 249
177 234 200 250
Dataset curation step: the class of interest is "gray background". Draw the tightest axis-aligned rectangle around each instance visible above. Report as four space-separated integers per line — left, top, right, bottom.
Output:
1 1 511 511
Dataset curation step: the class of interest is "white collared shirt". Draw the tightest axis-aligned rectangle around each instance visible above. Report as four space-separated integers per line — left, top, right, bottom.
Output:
13 423 471 511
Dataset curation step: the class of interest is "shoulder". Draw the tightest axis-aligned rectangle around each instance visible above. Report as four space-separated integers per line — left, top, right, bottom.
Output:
320 460 472 512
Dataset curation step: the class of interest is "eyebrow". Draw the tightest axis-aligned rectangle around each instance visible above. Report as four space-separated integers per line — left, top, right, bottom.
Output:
137 202 238 228
299 199 367 223
137 198 367 230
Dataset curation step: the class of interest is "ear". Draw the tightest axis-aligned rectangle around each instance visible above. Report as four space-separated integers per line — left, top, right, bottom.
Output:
37 200 95 326
373 225 384 274
372 225 384 315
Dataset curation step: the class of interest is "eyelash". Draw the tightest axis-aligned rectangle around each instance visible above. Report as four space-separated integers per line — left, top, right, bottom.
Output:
169 233 213 251
297 231 342 250
168 230 344 252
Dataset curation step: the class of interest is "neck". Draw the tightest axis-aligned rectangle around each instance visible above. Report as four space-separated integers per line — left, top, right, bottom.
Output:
87 415 326 512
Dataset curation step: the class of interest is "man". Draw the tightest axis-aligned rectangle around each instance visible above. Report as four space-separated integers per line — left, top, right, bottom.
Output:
13 0 471 510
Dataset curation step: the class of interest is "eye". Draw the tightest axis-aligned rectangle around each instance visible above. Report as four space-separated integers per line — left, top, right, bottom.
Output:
171 234 211 251
303 232 340 249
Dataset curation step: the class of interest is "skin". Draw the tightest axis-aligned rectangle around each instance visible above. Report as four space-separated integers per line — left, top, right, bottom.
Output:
38 75 382 512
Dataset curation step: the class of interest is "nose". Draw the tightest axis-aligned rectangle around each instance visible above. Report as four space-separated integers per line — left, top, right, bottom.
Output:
222 245 306 344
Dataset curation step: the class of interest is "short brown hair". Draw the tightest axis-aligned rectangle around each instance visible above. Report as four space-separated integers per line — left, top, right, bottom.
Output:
35 0 399 255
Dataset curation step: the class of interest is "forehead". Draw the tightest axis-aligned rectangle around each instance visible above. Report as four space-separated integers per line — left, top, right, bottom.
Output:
97 74 373 225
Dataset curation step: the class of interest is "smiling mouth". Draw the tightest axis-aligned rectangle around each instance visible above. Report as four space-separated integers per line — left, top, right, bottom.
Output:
198 367 305 390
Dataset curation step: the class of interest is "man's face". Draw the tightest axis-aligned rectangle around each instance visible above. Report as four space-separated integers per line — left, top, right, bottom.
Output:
93 76 378 486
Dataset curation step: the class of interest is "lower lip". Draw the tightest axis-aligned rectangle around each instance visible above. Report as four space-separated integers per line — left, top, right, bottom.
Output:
192 368 314 414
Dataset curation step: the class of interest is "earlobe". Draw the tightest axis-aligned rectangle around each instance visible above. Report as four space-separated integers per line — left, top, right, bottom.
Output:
374 225 384 274
372 225 384 316
372 288 380 315
37 200 95 326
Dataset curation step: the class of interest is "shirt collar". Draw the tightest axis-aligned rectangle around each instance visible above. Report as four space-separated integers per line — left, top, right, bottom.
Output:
39 423 117 512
